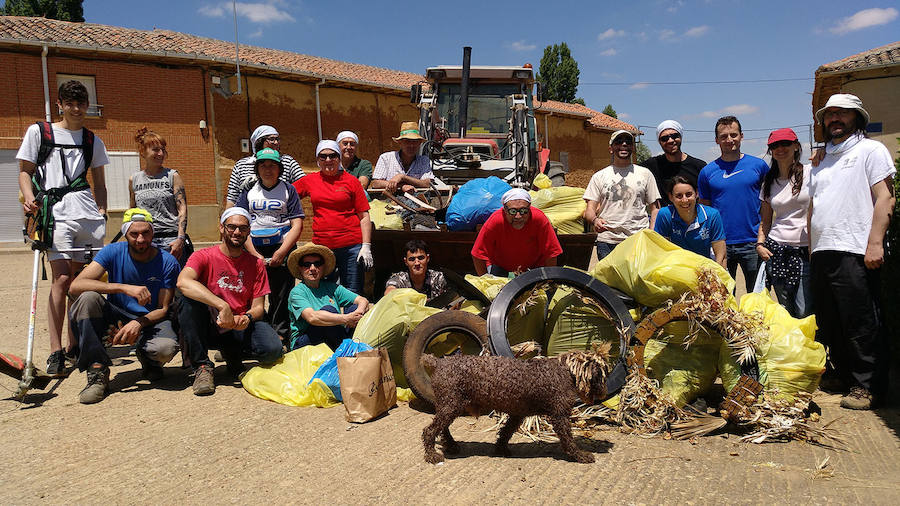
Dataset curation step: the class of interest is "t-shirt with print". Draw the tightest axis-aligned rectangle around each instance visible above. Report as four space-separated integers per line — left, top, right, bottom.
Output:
16 123 110 221
288 280 359 339
235 180 304 244
131 168 179 234
93 242 180 316
809 134 896 255
471 207 563 272
643 154 706 206
697 155 769 245
226 154 305 203
385 269 447 302
293 170 369 249
653 204 725 259
372 151 434 181
759 165 810 247
582 164 661 244
185 245 270 315
345 157 373 181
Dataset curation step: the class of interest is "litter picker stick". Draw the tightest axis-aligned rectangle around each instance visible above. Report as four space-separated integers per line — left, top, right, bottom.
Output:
15 249 43 399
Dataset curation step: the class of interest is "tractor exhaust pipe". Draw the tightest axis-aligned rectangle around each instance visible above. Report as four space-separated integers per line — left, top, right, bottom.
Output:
458 46 472 138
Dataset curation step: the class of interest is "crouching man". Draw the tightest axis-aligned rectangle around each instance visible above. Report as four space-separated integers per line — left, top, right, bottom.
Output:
68 208 181 404
177 207 283 396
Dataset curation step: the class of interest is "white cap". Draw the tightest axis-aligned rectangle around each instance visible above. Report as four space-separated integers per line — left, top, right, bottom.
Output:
220 207 251 224
336 131 359 144
815 94 870 125
501 188 531 205
656 120 683 139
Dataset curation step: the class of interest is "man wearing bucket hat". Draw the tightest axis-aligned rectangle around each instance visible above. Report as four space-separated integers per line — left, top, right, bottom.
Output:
177 207 284 396
286 243 369 351
371 121 434 194
336 130 373 190
643 120 707 206
471 188 563 276
809 93 895 410
225 124 305 208
67 208 181 403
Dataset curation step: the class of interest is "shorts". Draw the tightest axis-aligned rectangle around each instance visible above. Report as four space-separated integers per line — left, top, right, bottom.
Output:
49 219 106 262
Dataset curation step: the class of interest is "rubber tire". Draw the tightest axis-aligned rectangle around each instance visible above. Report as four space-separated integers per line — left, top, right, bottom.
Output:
402 310 491 406
486 267 635 399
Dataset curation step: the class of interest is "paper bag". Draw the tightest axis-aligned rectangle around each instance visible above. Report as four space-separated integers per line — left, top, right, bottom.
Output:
337 348 397 423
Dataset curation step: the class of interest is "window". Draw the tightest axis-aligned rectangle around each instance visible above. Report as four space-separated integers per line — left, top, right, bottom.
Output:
104 152 141 211
0 150 24 242
56 74 103 117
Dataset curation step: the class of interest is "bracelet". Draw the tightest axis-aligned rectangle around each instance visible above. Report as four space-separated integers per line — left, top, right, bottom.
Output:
755 242 765 246
177 235 187 240
244 312 254 323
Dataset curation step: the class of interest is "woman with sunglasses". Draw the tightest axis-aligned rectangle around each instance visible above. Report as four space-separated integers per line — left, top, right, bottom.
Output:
653 175 726 267
756 128 812 318
293 140 372 295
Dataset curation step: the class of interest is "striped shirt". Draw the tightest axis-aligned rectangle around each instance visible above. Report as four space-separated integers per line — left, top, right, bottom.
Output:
226 153 305 203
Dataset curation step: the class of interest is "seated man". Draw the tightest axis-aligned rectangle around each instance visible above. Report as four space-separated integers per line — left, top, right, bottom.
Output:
177 207 283 396
370 121 434 194
471 189 563 276
68 208 181 404
384 239 447 302
287 243 369 351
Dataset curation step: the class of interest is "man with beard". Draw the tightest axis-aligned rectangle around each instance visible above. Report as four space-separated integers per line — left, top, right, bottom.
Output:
384 239 447 301
809 94 895 410
177 207 283 396
68 208 181 404
583 130 661 260
642 120 706 205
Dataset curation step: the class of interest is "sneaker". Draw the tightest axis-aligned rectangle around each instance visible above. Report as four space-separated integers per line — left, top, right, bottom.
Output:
78 364 109 404
192 365 215 396
212 351 224 362
46 350 68 378
64 346 80 369
840 386 873 410
136 349 164 382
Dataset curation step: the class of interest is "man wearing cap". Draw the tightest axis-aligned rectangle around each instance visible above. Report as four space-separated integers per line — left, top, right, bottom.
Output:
177 207 283 396
286 243 369 351
809 94 895 410
67 208 181 404
583 129 661 260
336 131 373 190
471 188 563 276
225 125 305 208
642 120 707 206
698 116 769 293
371 122 434 194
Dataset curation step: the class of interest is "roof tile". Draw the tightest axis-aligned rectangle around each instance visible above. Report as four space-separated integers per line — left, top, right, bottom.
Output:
817 40 900 73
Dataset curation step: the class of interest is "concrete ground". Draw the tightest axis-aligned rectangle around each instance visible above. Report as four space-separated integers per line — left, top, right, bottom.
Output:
1 249 898 504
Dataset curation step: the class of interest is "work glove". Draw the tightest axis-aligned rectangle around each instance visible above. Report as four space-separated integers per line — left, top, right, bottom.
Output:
357 242 374 270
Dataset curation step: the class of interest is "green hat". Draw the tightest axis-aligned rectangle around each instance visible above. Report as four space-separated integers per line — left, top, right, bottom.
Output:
255 147 282 164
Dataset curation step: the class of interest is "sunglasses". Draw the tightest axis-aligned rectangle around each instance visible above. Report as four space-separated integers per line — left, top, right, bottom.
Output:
505 207 531 216
659 133 681 142
768 140 795 149
612 139 633 146
317 152 340 160
300 260 325 268
224 224 250 233
264 136 280 143
406 254 427 262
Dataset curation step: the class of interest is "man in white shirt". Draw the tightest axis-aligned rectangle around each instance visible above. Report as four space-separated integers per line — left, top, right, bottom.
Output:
809 94 895 410
371 122 434 194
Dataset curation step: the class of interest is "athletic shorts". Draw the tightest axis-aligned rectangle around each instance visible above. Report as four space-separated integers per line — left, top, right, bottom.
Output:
49 219 106 262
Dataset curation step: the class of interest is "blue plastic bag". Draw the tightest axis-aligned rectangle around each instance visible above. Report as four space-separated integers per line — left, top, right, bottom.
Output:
308 339 373 401
445 176 512 231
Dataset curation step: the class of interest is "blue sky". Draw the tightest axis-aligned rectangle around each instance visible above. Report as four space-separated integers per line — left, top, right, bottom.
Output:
84 1 897 161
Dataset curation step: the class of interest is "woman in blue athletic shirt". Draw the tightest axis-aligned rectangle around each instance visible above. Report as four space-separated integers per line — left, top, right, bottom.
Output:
654 176 726 267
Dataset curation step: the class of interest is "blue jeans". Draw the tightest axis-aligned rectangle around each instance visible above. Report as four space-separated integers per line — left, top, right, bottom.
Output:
326 243 363 295
595 241 618 262
726 242 760 294
771 255 812 319
291 304 358 351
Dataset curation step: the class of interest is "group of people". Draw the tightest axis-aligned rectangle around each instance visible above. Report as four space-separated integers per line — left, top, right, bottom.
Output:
16 80 895 411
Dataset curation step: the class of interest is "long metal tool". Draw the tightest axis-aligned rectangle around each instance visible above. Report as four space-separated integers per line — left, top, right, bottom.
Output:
15 249 44 399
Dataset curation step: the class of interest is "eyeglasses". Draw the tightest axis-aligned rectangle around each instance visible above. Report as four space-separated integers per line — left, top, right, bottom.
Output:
224 224 250 233
505 207 531 216
406 254 426 262
612 139 633 146
264 136 280 143
768 140 794 149
300 260 325 268
659 133 681 142
317 152 340 160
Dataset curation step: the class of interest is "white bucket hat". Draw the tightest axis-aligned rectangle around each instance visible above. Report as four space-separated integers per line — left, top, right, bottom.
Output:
815 94 870 125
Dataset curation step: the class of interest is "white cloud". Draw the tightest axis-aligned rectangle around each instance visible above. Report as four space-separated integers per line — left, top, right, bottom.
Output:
630 82 650 90
830 7 898 34
659 29 675 41
597 28 625 41
600 48 617 56
508 40 536 51
249 27 264 38
684 25 709 38
200 2 296 23
618 112 631 120
667 0 685 13
686 103 760 119
198 4 226 17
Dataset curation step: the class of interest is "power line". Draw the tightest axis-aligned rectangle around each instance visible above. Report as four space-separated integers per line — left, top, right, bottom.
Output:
637 124 812 133
582 78 813 86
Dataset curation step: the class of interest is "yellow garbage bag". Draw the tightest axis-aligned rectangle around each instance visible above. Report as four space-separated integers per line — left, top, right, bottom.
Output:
533 173 552 189
590 229 735 308
465 274 546 348
529 186 587 235
544 286 622 358
241 344 340 407
354 289 441 388
368 198 403 230
643 321 723 407
739 291 824 398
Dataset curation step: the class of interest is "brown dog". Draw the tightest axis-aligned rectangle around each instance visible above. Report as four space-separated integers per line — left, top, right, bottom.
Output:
421 347 610 464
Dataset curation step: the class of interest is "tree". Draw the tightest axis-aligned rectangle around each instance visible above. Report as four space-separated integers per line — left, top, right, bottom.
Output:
2 0 84 22
635 140 652 164
602 104 618 119
537 43 581 104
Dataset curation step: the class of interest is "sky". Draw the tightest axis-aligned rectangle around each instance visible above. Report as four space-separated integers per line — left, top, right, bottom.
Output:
83 0 898 161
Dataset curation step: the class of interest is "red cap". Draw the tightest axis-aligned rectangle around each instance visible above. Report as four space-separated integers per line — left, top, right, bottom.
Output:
767 128 798 145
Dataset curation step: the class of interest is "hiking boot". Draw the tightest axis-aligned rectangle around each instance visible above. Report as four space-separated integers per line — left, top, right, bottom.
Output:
212 351 224 362
192 365 215 396
136 348 164 382
840 386 873 410
46 350 68 378
78 364 109 404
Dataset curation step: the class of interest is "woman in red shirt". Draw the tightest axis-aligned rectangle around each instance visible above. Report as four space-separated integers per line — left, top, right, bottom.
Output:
293 140 371 294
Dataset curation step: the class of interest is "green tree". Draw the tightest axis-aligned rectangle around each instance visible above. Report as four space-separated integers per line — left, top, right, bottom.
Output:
635 140 652 164
602 104 618 119
537 42 581 104
884 139 900 366
2 0 84 22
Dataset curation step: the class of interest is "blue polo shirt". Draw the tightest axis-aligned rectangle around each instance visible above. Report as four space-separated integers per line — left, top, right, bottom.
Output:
654 204 725 258
697 155 768 244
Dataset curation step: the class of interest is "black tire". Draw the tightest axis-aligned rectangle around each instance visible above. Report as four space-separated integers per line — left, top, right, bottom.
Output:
402 310 491 405
486 267 636 399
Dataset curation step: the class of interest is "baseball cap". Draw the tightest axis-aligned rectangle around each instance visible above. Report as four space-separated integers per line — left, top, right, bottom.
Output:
609 129 634 145
767 128 798 146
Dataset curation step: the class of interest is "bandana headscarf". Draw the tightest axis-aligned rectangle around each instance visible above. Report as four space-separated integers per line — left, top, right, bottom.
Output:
220 207 251 224
250 125 278 152
501 188 532 205
656 120 683 139
335 131 359 144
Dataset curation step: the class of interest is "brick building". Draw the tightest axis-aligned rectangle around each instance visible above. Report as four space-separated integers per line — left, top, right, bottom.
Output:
0 16 637 242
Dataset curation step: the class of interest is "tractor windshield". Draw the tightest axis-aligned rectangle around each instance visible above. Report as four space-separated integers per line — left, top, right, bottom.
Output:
436 83 521 137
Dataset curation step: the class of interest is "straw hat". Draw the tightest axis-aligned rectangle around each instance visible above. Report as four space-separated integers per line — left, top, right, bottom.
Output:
287 243 336 279
392 121 425 141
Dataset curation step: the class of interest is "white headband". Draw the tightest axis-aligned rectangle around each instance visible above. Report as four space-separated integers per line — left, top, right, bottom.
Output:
501 188 531 205
220 207 251 224
250 125 278 151
335 130 359 144
121 216 153 236
656 120 683 139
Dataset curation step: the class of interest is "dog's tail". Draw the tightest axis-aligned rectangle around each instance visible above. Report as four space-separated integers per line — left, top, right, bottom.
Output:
420 353 438 374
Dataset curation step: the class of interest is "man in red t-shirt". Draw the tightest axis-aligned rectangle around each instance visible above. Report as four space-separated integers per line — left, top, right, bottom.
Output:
177 207 283 396
471 189 563 276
